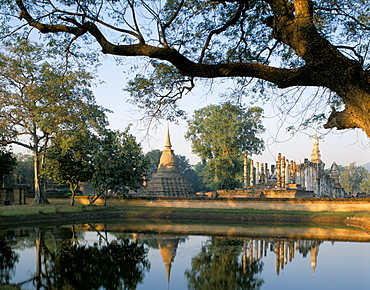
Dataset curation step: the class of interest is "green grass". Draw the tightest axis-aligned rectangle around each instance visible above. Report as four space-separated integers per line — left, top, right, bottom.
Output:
1 203 369 219
0 203 116 217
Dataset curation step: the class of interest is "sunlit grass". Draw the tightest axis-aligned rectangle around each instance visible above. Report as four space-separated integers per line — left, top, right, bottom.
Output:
111 205 370 218
0 203 116 217
1 203 369 219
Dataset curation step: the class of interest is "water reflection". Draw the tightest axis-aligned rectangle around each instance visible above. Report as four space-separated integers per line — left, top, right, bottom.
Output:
185 237 263 289
0 236 19 284
1 223 370 289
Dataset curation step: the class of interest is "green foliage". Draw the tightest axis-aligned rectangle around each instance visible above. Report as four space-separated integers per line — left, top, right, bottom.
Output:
45 127 148 203
339 162 370 195
1 0 370 133
0 39 109 203
185 103 264 190
35 229 150 290
44 130 96 203
185 237 264 289
0 146 16 187
143 149 162 180
126 61 188 121
0 238 19 284
89 128 148 197
8 153 33 189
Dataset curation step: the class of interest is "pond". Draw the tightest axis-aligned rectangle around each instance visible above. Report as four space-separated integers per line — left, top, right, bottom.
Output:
1 221 370 289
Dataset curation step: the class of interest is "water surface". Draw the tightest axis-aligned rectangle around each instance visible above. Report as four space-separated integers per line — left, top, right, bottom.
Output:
1 222 369 289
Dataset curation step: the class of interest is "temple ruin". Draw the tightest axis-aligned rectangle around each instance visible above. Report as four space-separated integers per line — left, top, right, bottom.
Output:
218 133 345 198
141 125 195 197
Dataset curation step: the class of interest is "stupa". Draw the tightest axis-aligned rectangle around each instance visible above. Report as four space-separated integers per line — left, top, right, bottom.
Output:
143 125 194 197
310 133 322 163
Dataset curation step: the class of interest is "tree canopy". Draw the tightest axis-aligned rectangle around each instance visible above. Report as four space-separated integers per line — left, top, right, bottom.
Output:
0 146 17 187
339 162 370 195
89 128 148 202
0 39 109 203
44 130 96 205
1 0 369 136
185 103 264 189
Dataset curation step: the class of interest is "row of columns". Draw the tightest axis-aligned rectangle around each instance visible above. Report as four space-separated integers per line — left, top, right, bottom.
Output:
275 153 301 188
244 153 302 189
242 238 321 276
244 153 327 196
243 154 274 188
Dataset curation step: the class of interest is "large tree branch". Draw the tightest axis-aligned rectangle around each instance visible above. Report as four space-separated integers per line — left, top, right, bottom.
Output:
16 0 87 36
1 139 33 150
84 21 319 88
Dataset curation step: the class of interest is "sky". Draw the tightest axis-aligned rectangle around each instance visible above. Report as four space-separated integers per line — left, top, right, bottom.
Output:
92 57 370 169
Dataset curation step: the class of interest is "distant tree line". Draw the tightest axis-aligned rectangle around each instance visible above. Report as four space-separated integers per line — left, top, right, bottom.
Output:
339 163 370 196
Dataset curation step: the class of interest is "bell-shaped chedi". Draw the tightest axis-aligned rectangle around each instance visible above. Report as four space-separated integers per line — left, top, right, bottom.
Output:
143 125 195 197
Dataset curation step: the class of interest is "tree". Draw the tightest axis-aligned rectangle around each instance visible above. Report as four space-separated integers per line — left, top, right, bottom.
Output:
88 128 148 204
0 39 109 203
143 149 163 181
0 146 17 187
1 1 370 137
23 227 150 290
45 127 147 205
10 153 34 189
339 162 370 195
185 237 264 289
360 178 370 194
0 238 19 284
185 103 264 189
44 130 95 206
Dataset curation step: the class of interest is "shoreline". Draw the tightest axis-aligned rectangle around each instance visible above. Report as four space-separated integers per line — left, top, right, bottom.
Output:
1 204 370 234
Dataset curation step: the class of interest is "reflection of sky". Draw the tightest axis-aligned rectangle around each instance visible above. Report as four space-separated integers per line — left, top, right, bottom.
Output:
5 233 370 290
12 247 36 288
137 235 208 290
262 242 370 290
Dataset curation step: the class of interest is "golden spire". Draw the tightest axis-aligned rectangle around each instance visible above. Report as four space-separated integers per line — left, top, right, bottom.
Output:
165 122 172 148
310 133 322 163
158 123 176 169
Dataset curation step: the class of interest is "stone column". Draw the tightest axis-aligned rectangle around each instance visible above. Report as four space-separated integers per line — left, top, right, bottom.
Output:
249 240 254 264
250 160 254 187
275 240 280 275
285 159 290 185
260 163 265 184
276 153 281 188
243 154 248 188
256 162 260 185
296 164 301 185
265 163 269 182
281 156 286 188
290 160 295 184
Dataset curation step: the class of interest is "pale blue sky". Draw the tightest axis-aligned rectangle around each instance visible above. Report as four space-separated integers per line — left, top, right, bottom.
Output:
93 57 369 168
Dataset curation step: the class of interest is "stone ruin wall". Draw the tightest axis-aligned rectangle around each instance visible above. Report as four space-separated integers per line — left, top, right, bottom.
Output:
242 153 344 198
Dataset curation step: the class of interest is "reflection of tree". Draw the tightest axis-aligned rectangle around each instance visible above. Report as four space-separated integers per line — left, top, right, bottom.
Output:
185 237 264 290
27 227 150 290
0 237 19 284
48 239 150 290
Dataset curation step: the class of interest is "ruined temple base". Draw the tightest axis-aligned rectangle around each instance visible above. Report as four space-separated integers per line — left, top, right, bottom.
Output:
217 188 314 199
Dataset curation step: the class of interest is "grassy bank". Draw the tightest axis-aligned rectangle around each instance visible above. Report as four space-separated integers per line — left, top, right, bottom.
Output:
2 202 370 217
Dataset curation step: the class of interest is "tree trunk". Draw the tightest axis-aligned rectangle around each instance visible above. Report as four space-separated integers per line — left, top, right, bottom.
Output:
70 183 78 206
35 228 43 289
324 86 370 137
33 151 49 204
